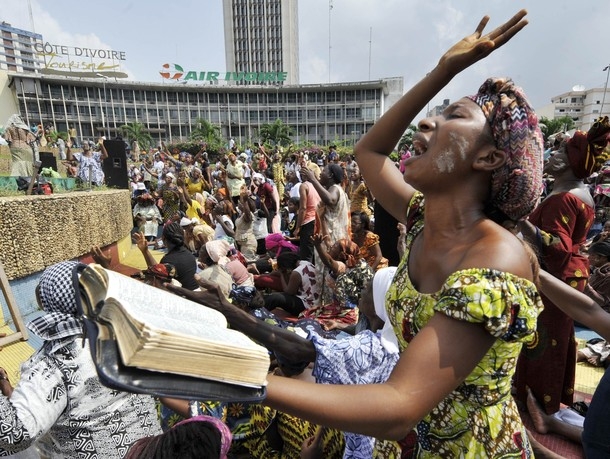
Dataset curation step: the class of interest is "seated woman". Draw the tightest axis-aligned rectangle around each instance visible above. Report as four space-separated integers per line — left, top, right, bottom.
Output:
204 239 254 290
350 211 388 271
135 222 199 290
133 192 163 242
300 234 374 331
263 251 320 316
0 261 162 458
252 233 300 291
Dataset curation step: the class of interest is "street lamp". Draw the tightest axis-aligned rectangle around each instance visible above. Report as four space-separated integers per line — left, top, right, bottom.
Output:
602 65 610 117
96 73 110 138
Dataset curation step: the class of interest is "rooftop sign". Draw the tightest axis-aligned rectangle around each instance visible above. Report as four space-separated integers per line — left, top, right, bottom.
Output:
34 42 128 78
159 63 287 83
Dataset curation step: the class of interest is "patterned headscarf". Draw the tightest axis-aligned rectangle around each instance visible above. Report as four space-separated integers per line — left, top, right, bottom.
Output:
566 116 610 179
467 78 544 221
174 415 232 459
27 261 83 347
265 233 298 257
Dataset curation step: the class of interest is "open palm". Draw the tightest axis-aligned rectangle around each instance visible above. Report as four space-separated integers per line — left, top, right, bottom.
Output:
439 9 528 74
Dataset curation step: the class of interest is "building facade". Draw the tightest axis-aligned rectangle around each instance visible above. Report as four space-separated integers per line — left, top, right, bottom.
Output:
8 72 403 146
0 22 43 75
551 86 610 131
222 0 299 85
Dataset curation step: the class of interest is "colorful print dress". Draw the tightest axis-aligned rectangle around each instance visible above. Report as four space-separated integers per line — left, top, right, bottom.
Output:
515 192 593 414
383 192 543 458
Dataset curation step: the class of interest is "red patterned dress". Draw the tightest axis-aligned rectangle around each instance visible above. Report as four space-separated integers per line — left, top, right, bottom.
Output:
515 192 594 414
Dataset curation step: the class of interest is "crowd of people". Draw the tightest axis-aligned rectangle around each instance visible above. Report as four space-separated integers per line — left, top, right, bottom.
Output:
3 9 610 458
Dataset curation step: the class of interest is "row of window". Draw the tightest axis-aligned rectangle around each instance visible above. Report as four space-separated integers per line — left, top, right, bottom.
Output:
24 100 374 122
40 84 380 104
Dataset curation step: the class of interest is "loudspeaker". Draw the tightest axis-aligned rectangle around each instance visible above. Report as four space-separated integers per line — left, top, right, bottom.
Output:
102 140 129 189
39 152 57 171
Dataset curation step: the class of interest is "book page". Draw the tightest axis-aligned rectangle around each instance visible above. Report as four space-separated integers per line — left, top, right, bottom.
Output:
101 267 228 330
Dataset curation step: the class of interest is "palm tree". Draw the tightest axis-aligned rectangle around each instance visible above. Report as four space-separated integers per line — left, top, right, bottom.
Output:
258 119 293 147
119 122 153 149
189 118 223 146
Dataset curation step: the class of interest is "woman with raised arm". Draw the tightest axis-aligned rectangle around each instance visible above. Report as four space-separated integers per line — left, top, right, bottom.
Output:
258 11 545 458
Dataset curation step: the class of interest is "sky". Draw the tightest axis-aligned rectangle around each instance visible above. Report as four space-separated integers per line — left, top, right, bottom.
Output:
3 0 610 117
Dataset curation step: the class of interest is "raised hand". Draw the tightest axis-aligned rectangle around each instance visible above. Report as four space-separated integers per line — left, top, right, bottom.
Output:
438 9 528 75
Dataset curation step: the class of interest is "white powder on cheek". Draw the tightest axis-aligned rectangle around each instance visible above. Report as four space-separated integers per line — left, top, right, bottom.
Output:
434 149 456 173
449 132 470 161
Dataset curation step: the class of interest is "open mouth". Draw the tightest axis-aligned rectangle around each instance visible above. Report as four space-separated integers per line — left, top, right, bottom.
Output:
411 135 428 156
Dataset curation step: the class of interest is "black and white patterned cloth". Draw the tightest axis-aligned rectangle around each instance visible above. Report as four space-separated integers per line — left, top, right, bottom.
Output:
0 261 162 457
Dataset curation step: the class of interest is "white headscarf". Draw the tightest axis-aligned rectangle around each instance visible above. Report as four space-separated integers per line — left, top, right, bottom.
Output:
372 266 399 354
7 114 29 131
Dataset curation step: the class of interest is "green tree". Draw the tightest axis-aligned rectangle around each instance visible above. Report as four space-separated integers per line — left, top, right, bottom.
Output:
189 118 223 148
538 116 576 139
397 124 418 152
258 119 293 147
119 122 153 149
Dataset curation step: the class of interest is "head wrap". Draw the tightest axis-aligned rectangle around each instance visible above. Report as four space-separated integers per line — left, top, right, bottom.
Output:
174 415 232 459
328 164 344 184
265 233 299 257
145 263 177 281
205 239 231 264
467 78 544 221
252 172 265 183
179 216 193 227
7 114 29 131
27 261 83 349
372 267 399 354
566 116 610 179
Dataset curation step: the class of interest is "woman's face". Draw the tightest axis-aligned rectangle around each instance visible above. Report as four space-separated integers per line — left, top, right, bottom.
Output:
320 166 333 187
351 215 363 232
349 167 361 181
405 98 496 187
544 151 569 176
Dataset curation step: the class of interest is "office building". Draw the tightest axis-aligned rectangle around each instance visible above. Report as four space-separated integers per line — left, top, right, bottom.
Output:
8 72 403 145
0 22 43 74
222 0 299 85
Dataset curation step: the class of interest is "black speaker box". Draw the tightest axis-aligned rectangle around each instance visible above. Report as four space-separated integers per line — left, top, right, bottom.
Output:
102 140 129 189
39 151 57 171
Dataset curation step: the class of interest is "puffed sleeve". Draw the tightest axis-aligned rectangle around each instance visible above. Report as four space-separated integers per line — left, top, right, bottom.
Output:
434 268 543 342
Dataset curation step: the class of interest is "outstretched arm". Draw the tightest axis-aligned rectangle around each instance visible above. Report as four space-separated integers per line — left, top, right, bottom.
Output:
539 269 610 341
354 10 528 224
165 281 316 363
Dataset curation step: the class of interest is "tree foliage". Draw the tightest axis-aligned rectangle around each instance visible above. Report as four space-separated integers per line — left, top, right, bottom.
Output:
398 124 418 152
119 122 153 149
538 116 576 139
258 119 293 147
189 118 223 149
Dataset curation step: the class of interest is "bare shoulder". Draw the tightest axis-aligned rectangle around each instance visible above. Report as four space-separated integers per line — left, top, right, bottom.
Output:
465 224 535 282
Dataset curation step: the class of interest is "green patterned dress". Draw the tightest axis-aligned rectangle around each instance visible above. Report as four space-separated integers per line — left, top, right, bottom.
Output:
383 192 543 458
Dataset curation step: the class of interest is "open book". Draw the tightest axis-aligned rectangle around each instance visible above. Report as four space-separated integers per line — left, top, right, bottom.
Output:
78 264 270 389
